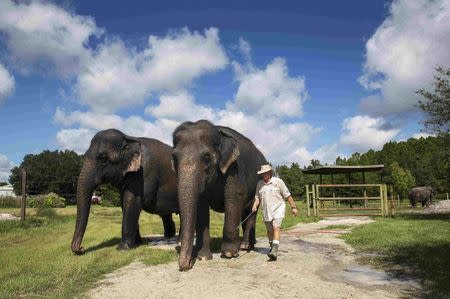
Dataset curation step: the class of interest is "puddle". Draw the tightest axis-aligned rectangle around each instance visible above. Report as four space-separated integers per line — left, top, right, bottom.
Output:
340 265 422 289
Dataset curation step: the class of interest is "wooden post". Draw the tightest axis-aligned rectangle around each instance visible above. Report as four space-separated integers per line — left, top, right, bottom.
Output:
383 184 388 216
21 170 26 221
390 185 395 215
362 171 368 208
380 185 384 216
312 185 317 217
306 185 310 217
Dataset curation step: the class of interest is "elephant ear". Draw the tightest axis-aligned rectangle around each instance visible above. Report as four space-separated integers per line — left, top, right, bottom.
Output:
218 130 240 175
122 135 142 173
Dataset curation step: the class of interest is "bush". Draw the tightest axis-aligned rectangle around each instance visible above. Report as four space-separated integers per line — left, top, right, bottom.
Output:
97 185 121 207
27 193 66 208
0 196 20 208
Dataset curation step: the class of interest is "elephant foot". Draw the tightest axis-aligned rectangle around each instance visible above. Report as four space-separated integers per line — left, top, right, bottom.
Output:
239 241 255 251
116 241 136 251
220 251 239 259
196 249 213 261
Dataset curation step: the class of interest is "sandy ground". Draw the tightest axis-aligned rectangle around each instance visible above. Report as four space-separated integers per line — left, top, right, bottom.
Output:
0 213 19 220
87 217 421 299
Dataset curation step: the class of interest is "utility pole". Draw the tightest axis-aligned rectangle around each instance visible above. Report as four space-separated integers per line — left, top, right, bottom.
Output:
21 170 26 221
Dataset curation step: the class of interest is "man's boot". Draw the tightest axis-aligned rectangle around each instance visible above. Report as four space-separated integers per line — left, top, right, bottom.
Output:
267 243 278 261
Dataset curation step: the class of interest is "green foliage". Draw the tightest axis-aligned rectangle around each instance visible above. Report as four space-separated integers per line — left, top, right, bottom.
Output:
390 161 415 199
417 67 450 134
0 196 19 208
96 184 121 207
27 193 66 208
9 150 82 203
0 181 8 187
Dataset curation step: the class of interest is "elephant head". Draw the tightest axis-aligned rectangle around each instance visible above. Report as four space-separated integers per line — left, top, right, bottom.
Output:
71 129 141 254
172 120 239 271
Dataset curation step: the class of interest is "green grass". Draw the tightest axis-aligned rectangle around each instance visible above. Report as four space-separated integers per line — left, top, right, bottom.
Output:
342 213 450 297
0 206 177 298
0 200 317 298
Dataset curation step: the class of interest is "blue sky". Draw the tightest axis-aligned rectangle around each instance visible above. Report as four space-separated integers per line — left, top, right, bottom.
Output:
1 0 449 181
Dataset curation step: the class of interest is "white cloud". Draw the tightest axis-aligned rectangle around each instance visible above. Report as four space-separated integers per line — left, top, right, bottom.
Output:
75 27 228 113
0 154 15 182
145 90 216 122
359 0 450 115
340 115 400 152
0 0 101 76
231 57 307 118
411 132 434 139
0 63 15 102
56 128 96 154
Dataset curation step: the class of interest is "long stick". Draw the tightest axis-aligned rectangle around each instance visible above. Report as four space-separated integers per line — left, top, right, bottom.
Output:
236 211 255 230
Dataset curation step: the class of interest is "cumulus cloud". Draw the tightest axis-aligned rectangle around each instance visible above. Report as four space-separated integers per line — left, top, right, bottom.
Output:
56 128 96 154
76 28 228 112
0 154 14 182
0 0 101 76
0 63 15 102
340 115 400 152
231 57 308 118
145 90 216 121
359 0 450 115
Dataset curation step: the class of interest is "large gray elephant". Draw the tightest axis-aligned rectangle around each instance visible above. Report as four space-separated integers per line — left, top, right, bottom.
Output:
172 120 267 271
408 187 433 208
71 129 178 254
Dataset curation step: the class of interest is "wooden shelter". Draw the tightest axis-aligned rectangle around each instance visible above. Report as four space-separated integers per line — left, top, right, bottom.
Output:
302 165 392 217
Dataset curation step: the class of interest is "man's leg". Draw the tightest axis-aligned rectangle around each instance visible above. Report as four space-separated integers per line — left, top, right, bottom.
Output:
268 218 283 261
265 221 274 247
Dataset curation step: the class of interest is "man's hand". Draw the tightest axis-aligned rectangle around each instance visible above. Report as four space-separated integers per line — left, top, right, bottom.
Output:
251 198 259 213
291 207 299 216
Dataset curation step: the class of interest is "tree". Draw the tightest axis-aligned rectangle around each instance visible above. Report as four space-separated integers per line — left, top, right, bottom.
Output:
9 150 83 203
0 182 8 187
390 161 415 199
417 67 450 134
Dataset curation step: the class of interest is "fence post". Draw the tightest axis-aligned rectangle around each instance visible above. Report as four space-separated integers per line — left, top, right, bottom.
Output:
306 185 310 217
312 184 317 217
21 170 26 221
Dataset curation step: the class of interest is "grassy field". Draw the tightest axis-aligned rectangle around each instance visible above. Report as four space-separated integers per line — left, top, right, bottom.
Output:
0 201 315 298
342 213 450 297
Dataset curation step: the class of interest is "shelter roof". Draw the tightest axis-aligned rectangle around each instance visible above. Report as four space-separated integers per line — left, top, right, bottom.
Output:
301 165 384 175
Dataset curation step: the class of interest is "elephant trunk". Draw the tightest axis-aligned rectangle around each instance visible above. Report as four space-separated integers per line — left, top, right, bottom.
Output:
71 159 98 254
177 159 199 271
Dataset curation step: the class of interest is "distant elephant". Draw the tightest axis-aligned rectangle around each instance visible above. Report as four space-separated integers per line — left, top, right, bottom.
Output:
172 120 267 271
408 187 433 208
71 129 179 254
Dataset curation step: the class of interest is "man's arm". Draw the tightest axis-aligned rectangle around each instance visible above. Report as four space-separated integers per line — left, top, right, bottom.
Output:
286 195 298 216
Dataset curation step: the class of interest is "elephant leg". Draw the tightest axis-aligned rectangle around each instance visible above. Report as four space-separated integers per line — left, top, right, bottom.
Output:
240 210 256 251
160 214 176 238
117 181 142 250
194 198 212 261
221 176 244 258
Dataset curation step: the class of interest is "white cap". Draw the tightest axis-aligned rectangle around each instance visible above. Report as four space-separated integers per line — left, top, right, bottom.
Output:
257 164 272 175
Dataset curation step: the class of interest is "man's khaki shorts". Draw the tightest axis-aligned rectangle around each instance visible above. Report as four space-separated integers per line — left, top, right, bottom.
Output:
265 218 283 230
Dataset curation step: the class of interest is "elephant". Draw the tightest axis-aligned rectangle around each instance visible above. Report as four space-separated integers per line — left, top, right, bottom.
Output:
172 120 267 271
71 129 179 254
408 186 433 208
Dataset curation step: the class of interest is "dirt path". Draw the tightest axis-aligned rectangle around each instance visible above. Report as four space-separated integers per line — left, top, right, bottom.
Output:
87 217 420 299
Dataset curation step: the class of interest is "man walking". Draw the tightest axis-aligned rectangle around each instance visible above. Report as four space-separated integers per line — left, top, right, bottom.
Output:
252 164 298 260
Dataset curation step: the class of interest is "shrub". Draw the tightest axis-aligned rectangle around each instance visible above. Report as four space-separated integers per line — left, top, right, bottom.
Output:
27 193 66 208
0 196 20 208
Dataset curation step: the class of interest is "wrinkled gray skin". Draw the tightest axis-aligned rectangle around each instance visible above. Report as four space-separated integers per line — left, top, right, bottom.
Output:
71 129 178 254
408 187 433 208
172 120 267 271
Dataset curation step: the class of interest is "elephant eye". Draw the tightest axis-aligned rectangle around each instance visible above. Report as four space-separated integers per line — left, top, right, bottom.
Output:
98 155 109 164
202 153 211 167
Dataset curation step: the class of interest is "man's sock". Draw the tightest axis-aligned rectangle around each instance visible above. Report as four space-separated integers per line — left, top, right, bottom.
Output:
273 240 279 245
